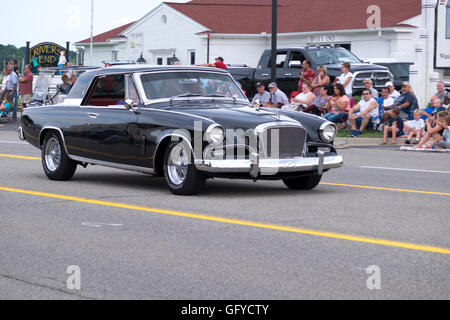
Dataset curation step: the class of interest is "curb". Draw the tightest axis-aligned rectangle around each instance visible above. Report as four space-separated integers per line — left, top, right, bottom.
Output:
335 137 408 148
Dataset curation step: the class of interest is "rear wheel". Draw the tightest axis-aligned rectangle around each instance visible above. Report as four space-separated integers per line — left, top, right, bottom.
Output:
283 174 322 190
163 141 206 195
42 132 77 181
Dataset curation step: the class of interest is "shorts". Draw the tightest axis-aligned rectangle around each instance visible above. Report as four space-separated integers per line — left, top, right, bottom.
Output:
355 115 375 127
21 94 32 104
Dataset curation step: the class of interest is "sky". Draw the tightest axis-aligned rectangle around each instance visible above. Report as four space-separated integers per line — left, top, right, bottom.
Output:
1 0 188 49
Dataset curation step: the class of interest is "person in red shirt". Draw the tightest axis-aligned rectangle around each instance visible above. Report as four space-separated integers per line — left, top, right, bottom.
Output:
199 57 228 70
298 60 316 92
19 64 33 108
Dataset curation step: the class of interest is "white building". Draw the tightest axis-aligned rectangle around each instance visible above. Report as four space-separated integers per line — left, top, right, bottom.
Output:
75 0 450 105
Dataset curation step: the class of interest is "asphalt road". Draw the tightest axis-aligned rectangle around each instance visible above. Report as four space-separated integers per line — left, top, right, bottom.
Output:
0 121 449 300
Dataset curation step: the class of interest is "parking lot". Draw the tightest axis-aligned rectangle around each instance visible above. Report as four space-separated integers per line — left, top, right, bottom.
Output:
0 122 449 300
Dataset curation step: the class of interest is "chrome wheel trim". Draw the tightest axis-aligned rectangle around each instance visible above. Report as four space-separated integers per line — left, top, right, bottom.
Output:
44 137 62 172
167 144 189 186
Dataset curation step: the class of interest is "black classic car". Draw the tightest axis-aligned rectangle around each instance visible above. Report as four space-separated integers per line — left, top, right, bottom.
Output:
19 66 343 195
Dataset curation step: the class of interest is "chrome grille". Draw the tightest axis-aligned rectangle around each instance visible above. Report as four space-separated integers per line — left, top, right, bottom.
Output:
353 71 393 90
260 126 307 159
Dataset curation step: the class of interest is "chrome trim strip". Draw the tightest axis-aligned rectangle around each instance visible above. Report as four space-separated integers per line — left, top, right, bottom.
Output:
70 155 155 175
153 133 195 170
18 127 25 140
134 70 249 105
196 155 344 175
38 126 70 156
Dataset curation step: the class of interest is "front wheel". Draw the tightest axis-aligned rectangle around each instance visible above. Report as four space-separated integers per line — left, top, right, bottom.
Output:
163 141 206 195
283 174 322 190
42 132 77 181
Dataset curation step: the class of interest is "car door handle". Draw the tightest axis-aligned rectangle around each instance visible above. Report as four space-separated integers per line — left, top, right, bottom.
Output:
88 113 99 119
285 73 292 76
262 73 269 76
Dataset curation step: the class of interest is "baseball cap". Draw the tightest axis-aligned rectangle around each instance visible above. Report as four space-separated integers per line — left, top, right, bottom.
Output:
215 57 224 62
385 81 394 87
268 82 277 88
255 82 264 87
401 82 411 87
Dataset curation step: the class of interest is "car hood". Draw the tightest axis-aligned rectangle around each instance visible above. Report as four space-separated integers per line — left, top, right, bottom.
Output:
170 103 301 131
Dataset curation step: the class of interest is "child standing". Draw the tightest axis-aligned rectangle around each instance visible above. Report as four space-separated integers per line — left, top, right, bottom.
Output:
382 107 404 145
405 109 426 144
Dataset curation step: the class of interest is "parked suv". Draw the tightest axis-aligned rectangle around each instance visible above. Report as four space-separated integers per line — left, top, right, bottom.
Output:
228 46 393 98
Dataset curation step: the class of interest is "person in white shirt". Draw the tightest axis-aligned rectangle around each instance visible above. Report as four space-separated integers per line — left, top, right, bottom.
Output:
336 62 353 98
1 66 10 97
385 81 400 100
404 109 426 144
58 50 67 67
348 89 379 137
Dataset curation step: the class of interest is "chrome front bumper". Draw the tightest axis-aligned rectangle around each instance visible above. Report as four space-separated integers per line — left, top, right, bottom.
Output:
195 151 343 177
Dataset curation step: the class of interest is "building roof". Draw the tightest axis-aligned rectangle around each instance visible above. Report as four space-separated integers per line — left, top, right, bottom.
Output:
76 21 136 45
166 0 421 34
76 0 421 45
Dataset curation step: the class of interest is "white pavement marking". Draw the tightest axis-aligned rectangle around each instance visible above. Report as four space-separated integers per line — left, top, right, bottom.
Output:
0 141 28 145
361 166 450 175
81 222 124 228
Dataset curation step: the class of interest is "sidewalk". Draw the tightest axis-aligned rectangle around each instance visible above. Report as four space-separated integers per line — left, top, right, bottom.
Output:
335 137 408 148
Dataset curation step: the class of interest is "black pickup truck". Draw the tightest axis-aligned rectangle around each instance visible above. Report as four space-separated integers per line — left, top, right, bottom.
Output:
229 47 393 98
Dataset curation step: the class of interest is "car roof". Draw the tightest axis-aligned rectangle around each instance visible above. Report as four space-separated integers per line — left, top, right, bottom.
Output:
92 65 230 76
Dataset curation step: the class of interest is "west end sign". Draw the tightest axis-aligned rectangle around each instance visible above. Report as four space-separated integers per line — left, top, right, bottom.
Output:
28 42 68 74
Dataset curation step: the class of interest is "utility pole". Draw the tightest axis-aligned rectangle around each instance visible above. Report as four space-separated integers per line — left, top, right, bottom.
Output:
90 0 94 65
271 0 277 83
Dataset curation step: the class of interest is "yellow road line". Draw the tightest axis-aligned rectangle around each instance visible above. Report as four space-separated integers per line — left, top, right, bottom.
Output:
320 182 450 197
0 154 41 160
0 186 449 255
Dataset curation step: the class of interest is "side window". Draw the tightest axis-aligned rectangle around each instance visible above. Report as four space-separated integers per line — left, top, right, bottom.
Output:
126 75 140 104
268 52 288 69
288 51 306 68
85 75 125 106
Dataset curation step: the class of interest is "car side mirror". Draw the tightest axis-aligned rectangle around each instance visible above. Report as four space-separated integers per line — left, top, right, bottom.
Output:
289 61 302 69
124 99 140 114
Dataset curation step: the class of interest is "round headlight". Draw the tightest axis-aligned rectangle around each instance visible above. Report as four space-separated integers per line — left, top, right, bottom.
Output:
205 125 224 145
320 123 337 143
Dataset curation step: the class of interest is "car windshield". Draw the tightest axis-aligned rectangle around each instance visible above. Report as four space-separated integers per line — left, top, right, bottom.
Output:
32 72 53 101
307 49 361 65
140 71 247 102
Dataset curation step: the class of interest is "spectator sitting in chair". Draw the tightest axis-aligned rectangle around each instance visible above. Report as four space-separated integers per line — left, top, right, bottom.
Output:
381 86 395 122
302 85 331 116
291 83 316 109
264 82 289 108
311 66 330 97
421 98 445 124
363 79 379 98
0 92 12 118
381 107 404 145
251 83 271 107
348 89 379 137
434 81 449 105
385 81 401 100
391 82 418 120
324 83 350 123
